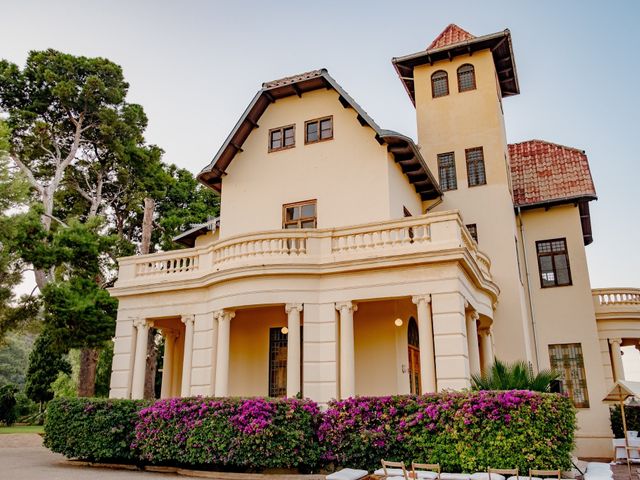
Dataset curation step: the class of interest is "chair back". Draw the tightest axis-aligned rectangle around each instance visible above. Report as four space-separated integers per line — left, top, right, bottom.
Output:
488 468 518 480
529 470 560 480
381 460 409 480
411 462 441 480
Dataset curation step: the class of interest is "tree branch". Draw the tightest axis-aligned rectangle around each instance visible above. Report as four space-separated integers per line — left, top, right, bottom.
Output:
41 212 68 228
8 154 44 195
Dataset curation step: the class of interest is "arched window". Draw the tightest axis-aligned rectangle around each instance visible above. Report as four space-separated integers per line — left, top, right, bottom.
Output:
431 70 449 98
407 317 421 394
457 64 476 92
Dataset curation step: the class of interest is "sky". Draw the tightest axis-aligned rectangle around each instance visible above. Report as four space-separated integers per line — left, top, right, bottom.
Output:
1 3 638 290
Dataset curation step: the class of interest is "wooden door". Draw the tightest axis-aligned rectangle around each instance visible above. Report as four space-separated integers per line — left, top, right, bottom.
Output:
407 317 422 395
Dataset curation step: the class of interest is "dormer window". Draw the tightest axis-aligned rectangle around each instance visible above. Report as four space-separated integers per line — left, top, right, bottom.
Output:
431 70 449 98
305 116 333 144
269 125 295 152
457 64 476 92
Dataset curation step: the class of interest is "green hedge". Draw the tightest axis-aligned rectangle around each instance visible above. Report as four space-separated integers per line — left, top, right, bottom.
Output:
319 391 576 472
44 397 147 462
44 391 575 473
610 405 640 438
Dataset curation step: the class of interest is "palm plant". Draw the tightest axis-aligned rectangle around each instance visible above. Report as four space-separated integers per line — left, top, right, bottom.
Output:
471 359 561 392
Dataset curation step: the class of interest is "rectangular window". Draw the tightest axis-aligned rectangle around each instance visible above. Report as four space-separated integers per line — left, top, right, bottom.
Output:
283 200 317 229
437 152 457 191
549 343 590 408
466 224 478 243
536 238 572 287
268 327 288 397
305 116 333 144
269 125 295 152
466 147 486 187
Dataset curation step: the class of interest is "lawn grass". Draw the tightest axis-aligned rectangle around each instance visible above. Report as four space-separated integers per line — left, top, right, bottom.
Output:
0 425 44 434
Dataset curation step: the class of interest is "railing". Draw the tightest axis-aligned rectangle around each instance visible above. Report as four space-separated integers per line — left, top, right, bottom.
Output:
115 211 494 287
593 288 640 306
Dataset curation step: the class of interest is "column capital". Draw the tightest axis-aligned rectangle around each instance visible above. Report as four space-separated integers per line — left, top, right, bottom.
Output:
469 311 480 322
478 327 492 337
609 338 623 346
214 309 235 323
285 303 304 314
181 314 195 326
411 294 431 305
133 317 149 329
335 301 357 313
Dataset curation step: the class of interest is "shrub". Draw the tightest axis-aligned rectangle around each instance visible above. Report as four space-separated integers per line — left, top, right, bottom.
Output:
44 397 147 462
610 405 640 438
472 360 560 392
134 397 322 471
0 384 18 426
320 391 575 473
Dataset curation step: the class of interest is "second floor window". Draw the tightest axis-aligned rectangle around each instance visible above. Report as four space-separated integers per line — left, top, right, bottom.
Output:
431 70 449 98
466 147 486 186
283 200 317 229
269 125 295 152
437 152 457 191
457 64 476 92
305 116 333 144
466 224 478 243
536 238 572 287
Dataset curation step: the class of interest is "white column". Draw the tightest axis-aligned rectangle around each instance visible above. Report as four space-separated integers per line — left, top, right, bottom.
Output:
131 318 150 400
214 309 235 397
610 338 625 381
160 329 177 399
412 295 437 393
180 315 195 396
336 301 357 399
480 328 495 371
466 311 481 376
285 303 303 397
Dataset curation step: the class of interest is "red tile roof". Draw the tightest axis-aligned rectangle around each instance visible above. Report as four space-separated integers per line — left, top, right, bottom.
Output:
509 140 597 208
427 24 475 50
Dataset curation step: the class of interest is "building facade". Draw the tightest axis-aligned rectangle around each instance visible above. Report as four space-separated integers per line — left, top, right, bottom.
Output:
108 24 640 457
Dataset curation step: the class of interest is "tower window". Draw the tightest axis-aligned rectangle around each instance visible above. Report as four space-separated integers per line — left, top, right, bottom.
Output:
437 152 457 191
269 125 295 152
457 64 476 92
549 343 589 408
431 70 449 98
466 224 478 243
536 238 572 287
466 147 486 186
305 116 333 144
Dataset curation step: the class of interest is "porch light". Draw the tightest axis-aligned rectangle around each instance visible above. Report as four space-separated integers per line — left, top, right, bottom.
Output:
281 327 289 334
394 318 403 327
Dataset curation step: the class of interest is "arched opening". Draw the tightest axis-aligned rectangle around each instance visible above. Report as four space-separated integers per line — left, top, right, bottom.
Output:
431 70 449 98
407 316 421 394
457 63 476 92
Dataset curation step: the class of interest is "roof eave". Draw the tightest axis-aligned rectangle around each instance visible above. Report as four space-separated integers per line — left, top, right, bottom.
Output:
514 194 597 211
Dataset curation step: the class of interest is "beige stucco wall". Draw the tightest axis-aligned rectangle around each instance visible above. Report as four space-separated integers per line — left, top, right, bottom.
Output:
218 88 422 239
413 50 533 366
520 204 612 457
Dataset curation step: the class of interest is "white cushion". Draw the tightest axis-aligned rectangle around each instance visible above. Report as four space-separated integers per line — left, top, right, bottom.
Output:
584 474 613 480
586 463 612 472
470 473 505 480
327 469 369 480
507 476 541 480
441 474 470 480
375 469 406 476
410 472 440 480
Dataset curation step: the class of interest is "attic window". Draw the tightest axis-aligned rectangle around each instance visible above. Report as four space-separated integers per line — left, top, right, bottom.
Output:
305 116 333 144
269 125 295 152
431 70 449 98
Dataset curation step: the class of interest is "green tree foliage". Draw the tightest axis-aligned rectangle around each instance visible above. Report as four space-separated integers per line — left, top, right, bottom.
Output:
471 359 560 392
0 333 35 388
0 383 18 426
25 333 71 404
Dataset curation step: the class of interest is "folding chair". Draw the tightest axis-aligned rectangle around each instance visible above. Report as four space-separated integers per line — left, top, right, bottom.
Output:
411 461 441 480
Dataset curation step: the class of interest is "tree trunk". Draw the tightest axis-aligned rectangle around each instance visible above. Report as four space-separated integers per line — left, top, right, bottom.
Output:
77 348 99 397
141 197 155 255
144 331 158 400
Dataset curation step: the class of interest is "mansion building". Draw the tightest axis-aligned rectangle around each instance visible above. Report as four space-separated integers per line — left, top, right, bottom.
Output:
108 24 640 457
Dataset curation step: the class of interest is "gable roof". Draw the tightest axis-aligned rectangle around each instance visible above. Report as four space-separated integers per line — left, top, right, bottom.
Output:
392 27 519 105
427 24 475 50
197 69 442 201
508 140 597 209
